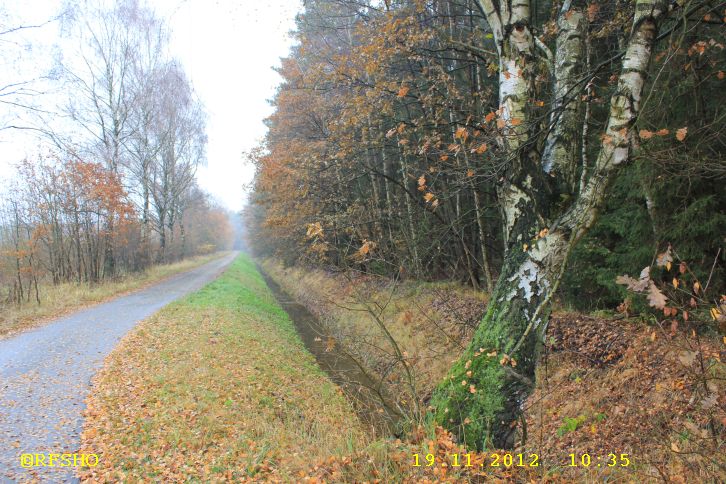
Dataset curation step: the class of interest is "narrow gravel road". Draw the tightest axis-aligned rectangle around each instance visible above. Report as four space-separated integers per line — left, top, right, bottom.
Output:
0 253 237 483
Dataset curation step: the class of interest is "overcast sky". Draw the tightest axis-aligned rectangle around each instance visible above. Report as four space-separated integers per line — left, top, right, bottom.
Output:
0 0 301 211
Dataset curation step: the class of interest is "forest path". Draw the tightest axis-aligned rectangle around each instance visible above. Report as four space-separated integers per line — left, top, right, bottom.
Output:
0 252 237 483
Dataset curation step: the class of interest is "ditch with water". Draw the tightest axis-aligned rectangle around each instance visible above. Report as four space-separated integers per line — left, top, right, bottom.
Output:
260 269 402 438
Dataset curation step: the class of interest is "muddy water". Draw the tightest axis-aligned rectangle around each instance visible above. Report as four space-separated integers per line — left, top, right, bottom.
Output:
260 270 401 437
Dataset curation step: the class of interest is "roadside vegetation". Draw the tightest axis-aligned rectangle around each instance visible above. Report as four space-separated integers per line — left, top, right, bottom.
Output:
78 254 366 482
0 252 228 338
262 260 725 482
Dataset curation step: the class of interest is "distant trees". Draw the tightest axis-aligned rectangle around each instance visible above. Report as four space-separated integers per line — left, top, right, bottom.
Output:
247 0 725 449
0 0 232 305
12 155 135 285
0 153 232 304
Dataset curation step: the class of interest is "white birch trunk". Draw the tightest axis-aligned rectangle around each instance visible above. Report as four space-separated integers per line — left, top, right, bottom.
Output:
433 0 670 449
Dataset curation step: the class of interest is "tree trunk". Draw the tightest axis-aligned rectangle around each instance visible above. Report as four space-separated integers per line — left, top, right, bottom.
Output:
397 142 421 276
432 0 668 449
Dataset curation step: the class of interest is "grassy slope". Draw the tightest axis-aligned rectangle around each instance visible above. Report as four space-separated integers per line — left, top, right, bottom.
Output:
0 252 226 338
260 259 488 402
79 254 365 481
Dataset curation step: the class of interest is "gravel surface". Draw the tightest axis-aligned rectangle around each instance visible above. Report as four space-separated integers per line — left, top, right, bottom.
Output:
0 253 237 483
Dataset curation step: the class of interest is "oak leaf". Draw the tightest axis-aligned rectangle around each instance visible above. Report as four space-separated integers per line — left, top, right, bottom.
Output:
647 282 668 310
616 266 650 292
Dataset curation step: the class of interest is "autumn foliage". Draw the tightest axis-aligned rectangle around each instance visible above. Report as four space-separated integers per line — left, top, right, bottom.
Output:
0 154 233 306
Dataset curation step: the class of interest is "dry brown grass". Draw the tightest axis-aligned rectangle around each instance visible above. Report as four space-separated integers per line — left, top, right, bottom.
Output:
260 260 489 422
0 252 228 339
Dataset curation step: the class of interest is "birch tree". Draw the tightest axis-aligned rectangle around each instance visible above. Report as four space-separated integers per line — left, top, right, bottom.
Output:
430 0 682 448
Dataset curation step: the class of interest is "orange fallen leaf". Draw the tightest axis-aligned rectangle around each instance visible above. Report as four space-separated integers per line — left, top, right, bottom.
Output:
676 127 688 141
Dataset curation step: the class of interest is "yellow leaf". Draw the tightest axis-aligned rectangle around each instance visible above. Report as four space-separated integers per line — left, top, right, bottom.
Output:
424 192 434 202
639 129 654 139
711 307 722 321
418 175 426 186
475 143 488 154
454 127 468 140
672 278 679 288
397 85 410 98
466 169 475 177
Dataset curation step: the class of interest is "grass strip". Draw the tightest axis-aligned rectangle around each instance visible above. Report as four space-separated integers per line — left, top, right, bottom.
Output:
78 253 364 481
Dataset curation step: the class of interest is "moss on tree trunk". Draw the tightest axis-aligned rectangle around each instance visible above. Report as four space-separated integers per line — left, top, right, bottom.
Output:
430 243 557 449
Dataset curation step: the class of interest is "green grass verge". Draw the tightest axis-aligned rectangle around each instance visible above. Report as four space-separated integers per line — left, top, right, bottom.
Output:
79 253 365 481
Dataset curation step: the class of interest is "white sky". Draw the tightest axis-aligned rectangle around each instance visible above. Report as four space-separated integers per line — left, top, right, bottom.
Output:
0 0 301 211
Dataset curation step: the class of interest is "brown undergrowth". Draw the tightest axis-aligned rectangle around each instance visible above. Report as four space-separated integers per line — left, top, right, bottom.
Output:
264 260 725 482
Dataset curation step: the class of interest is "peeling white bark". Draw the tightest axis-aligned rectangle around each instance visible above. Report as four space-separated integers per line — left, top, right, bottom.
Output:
542 6 586 192
561 0 666 235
